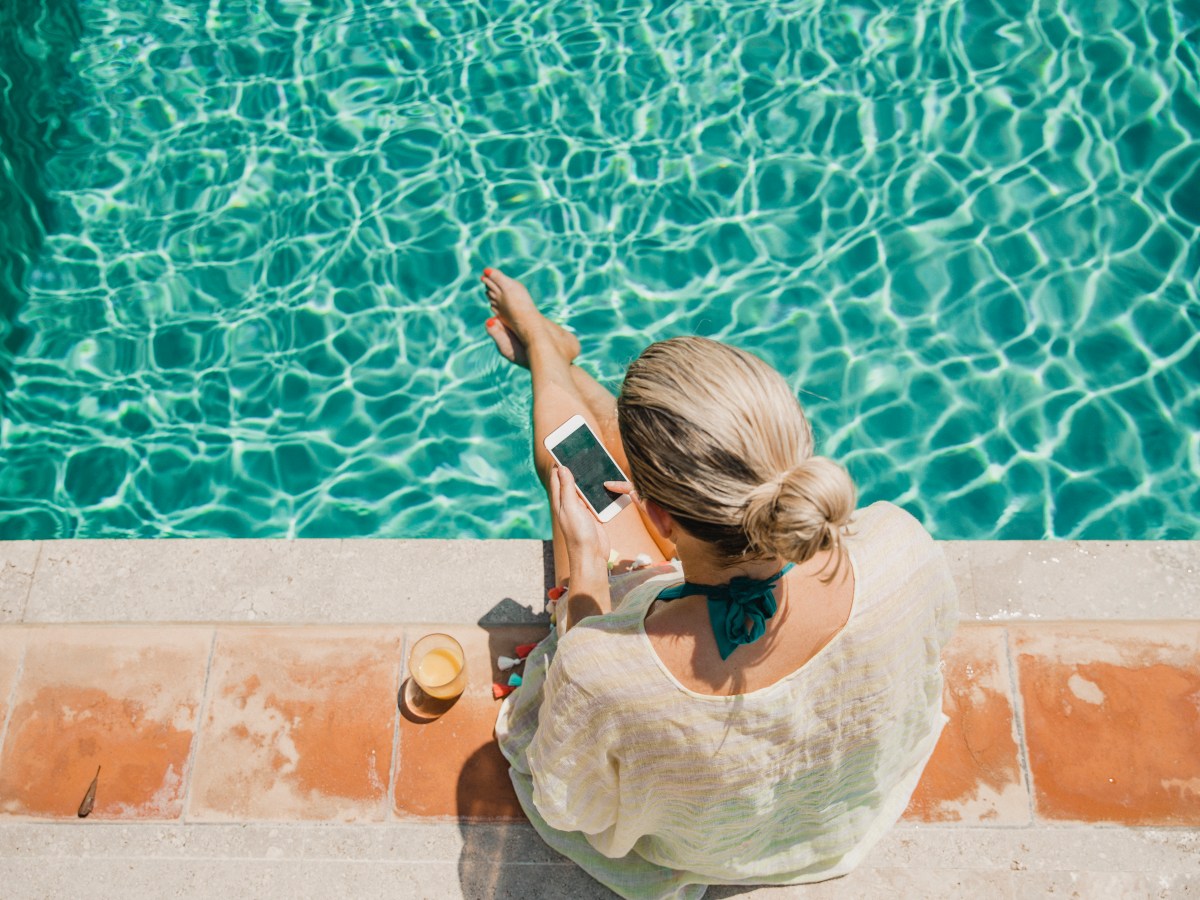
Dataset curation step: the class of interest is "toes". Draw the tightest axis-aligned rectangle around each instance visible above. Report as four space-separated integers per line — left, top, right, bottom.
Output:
485 316 509 345
484 266 515 289
484 315 528 367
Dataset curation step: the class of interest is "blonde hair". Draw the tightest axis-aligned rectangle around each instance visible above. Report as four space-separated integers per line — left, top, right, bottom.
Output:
617 337 857 575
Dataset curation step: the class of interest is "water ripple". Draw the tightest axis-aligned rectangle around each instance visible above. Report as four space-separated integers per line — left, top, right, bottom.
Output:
0 0 1197 539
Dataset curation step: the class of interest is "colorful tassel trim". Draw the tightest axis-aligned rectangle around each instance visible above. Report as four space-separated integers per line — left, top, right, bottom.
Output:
492 682 516 700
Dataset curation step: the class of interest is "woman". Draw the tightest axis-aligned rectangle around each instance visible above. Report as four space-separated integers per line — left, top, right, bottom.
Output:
482 267 958 900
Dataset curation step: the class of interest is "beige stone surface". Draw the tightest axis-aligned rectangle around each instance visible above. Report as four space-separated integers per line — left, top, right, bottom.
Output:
22 539 548 624
330 539 547 623
24 541 321 622
1 821 1195 871
0 859 597 900
0 822 1196 898
1011 871 1200 897
968 541 1200 620
0 543 40 621
987 826 1200 873
940 542 976 619
19 538 1195 625
779 868 1014 898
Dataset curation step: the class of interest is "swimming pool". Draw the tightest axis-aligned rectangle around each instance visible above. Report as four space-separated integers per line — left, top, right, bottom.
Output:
0 0 1197 540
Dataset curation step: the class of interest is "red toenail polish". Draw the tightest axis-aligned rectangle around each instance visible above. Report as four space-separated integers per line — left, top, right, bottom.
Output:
486 317 497 327
483 268 494 276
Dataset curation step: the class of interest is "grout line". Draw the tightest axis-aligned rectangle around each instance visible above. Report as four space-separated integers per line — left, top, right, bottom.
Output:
0 636 29 770
17 543 43 623
179 626 220 824
1002 625 1037 827
386 630 407 822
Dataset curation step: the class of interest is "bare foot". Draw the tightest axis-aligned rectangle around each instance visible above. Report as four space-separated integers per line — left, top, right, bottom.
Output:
485 317 530 368
481 267 580 365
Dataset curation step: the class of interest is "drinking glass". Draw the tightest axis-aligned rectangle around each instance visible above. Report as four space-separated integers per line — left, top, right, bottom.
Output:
406 633 467 713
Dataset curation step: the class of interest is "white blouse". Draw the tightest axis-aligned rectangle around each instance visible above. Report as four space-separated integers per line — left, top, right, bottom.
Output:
495 501 959 900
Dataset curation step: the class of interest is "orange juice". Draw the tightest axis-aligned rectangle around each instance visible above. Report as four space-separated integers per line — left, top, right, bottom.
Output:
417 647 460 685
407 633 467 705
416 646 464 699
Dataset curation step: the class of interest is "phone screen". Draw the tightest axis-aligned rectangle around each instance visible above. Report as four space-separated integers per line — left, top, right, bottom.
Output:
550 424 626 514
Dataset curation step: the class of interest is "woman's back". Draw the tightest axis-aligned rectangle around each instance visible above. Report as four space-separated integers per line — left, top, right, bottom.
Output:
643 543 855 696
496 501 958 898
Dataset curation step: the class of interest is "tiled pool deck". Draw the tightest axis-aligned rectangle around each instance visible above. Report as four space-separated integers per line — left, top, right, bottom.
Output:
0 540 1197 897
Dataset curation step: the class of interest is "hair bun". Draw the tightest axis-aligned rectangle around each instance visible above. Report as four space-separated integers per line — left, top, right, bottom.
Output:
741 457 857 563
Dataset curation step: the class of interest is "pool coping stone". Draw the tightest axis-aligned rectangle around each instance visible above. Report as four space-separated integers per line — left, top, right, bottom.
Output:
4 539 1197 624
0 821 1195 899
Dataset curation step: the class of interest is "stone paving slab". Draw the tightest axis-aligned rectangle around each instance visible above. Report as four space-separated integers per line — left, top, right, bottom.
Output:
0 630 25 757
3 822 1196 873
0 822 1195 899
187 626 406 823
902 626 1028 825
2 540 1199 897
7 539 1200 624
0 542 39 622
393 624 546 822
967 540 1200 621
939 542 976 620
0 627 211 820
2 621 1199 830
1011 621 1200 826
21 539 550 624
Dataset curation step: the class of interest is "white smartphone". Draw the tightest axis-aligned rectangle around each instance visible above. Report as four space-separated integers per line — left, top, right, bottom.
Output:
543 414 633 523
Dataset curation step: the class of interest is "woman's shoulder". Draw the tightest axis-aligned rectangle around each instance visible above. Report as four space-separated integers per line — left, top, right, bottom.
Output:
848 501 945 573
552 586 677 704
556 605 650 673
849 501 945 569
849 500 935 545
609 561 684 612
846 501 958 629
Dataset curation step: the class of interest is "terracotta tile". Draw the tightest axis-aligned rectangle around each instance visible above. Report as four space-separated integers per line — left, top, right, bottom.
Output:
0 629 27 736
904 625 1029 824
393 624 547 821
1013 622 1200 825
0 627 210 819
188 627 403 822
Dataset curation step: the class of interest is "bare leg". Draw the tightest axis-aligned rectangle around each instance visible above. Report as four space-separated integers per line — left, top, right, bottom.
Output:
481 268 668 586
485 316 626 469
485 299 676 562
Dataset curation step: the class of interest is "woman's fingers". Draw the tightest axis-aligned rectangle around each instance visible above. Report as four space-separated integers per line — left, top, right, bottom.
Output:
550 463 563 512
559 466 581 514
603 480 634 495
557 467 592 528
555 465 584 524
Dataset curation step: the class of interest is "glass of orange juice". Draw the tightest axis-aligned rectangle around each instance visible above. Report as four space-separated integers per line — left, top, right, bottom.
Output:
408 633 467 705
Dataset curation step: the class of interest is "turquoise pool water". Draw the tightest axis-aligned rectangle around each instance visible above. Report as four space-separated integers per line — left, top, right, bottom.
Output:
0 0 1197 540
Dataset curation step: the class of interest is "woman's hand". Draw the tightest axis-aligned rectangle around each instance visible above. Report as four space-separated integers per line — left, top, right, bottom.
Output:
602 480 635 499
551 465 613 634
552 465 610 565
